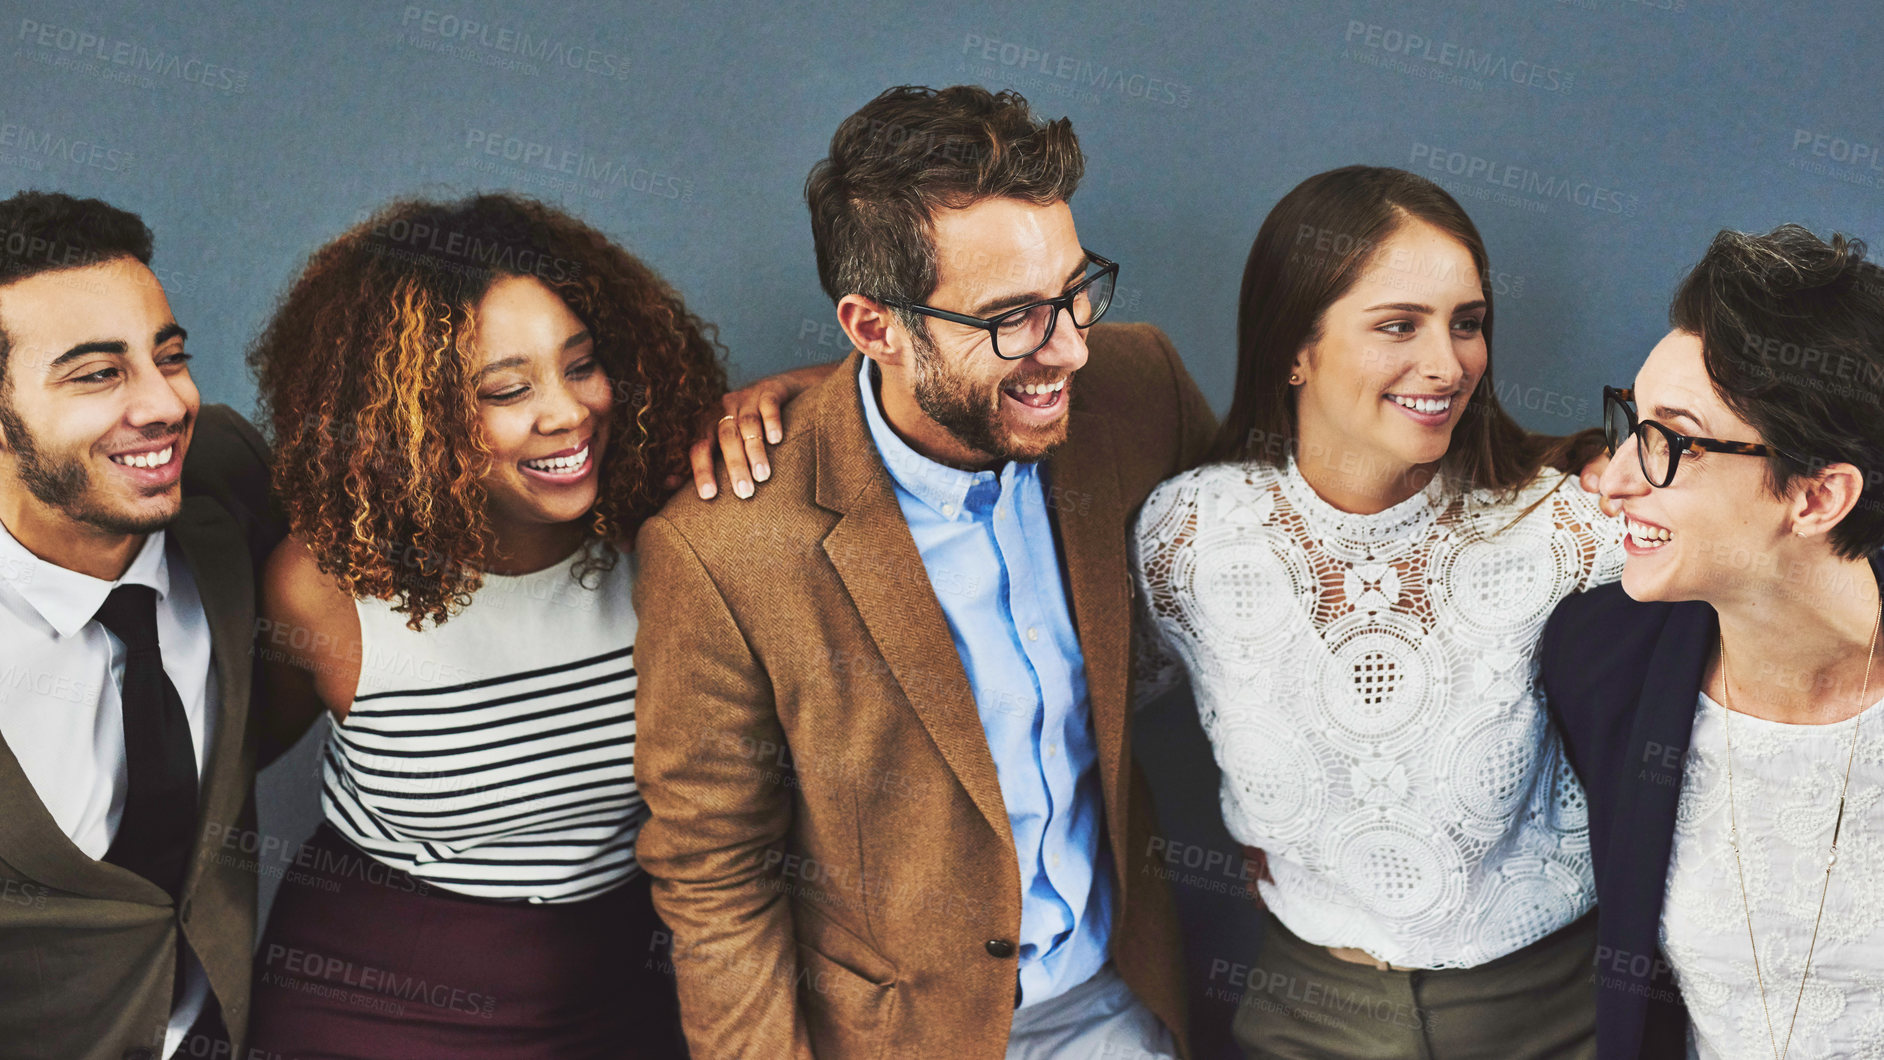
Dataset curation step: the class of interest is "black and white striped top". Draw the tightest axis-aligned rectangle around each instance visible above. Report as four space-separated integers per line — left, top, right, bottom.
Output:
321 543 642 904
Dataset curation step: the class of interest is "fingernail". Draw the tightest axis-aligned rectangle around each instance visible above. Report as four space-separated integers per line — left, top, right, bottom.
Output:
768 429 781 444
701 483 717 499
735 480 754 499
755 463 770 481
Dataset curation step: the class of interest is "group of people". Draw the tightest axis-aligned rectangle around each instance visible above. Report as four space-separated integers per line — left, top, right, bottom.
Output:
0 82 1878 1060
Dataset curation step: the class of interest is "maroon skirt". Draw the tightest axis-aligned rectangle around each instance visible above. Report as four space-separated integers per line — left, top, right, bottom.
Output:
247 823 685 1059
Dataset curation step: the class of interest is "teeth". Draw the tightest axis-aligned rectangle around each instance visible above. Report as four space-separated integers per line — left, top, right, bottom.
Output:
524 444 589 472
1389 394 1452 415
112 446 172 469
1626 518 1673 545
1007 379 1066 396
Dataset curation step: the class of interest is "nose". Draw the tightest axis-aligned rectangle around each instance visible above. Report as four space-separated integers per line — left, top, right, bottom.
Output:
1031 305 1089 373
536 376 590 436
124 357 191 431
1416 327 1466 390
1599 433 1650 505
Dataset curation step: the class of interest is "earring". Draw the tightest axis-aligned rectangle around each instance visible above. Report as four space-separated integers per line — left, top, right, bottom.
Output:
1288 374 1302 385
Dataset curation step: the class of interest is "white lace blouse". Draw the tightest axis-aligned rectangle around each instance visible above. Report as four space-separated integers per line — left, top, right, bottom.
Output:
1661 692 1884 1059
1133 457 1623 968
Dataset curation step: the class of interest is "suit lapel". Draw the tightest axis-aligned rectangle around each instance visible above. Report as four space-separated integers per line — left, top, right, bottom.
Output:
1044 408 1130 834
0 498 249 903
169 496 255 901
814 355 1009 841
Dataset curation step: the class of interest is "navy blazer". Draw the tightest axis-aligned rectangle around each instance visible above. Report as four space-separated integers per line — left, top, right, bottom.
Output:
1539 551 1884 1060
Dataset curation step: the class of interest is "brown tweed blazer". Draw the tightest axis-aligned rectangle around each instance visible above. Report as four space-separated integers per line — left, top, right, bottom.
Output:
633 323 1216 1058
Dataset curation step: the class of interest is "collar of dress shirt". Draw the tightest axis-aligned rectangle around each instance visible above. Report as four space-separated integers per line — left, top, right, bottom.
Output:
0 515 169 638
860 356 1029 522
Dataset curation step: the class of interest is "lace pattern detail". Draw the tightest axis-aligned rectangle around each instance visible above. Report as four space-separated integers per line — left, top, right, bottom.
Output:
1661 693 1884 1059
1132 457 1622 967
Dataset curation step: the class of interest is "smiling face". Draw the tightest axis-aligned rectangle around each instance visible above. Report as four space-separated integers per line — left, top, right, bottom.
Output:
469 275 613 545
1601 329 1796 604
1291 220 1488 491
880 197 1091 467
0 257 198 559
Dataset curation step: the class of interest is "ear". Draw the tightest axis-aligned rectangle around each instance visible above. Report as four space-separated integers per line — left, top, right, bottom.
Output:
837 295 912 370
1290 338 1316 385
1789 461 1866 542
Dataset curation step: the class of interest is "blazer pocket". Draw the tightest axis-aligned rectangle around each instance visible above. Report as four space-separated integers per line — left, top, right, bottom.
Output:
794 932 897 1059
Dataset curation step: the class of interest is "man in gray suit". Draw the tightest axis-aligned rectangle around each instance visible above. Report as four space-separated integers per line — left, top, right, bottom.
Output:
0 191 280 1060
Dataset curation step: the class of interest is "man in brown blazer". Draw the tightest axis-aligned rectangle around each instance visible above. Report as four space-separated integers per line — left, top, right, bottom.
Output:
0 192 279 1060
634 86 1215 1057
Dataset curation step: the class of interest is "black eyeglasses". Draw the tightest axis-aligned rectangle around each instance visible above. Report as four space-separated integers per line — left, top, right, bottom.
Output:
880 250 1118 360
1602 386 1792 487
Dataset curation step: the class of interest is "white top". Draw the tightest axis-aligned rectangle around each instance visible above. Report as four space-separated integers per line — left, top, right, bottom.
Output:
0 519 215 1058
1661 691 1884 1060
322 542 644 904
1133 457 1623 968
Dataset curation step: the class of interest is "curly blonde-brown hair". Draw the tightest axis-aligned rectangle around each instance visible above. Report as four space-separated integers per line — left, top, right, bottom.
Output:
250 193 726 628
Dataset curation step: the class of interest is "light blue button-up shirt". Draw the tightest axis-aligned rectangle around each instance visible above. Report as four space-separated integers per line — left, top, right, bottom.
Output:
858 358 1111 1007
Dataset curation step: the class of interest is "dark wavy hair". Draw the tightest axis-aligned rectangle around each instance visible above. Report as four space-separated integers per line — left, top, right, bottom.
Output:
249 193 726 628
1672 224 1884 558
1208 165 1599 493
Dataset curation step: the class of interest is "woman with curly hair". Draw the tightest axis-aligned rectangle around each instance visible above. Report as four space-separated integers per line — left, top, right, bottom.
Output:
245 193 728 1058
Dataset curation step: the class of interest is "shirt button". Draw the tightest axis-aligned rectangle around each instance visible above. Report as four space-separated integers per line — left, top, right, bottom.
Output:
986 938 1015 959
942 503 956 517
1045 743 1057 757
1051 853 1062 869
1026 627 1039 642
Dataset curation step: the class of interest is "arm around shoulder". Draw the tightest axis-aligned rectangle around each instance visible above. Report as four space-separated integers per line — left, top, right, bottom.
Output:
254 535 360 763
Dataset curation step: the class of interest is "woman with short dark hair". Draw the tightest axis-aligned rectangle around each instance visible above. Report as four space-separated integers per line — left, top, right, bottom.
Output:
1133 166 1617 1056
1543 224 1884 1059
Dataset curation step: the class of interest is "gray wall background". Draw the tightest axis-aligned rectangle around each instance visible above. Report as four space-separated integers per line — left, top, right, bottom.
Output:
10 1 1881 1054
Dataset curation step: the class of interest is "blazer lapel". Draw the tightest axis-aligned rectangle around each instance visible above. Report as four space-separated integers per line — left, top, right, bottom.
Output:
167 496 255 901
1599 596 1713 1051
0 500 249 904
814 354 1010 842
1043 408 1130 839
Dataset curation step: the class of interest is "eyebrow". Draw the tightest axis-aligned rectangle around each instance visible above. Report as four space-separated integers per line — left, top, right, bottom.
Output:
474 331 592 379
1360 299 1489 315
47 321 189 372
970 258 1093 318
1652 404 1706 430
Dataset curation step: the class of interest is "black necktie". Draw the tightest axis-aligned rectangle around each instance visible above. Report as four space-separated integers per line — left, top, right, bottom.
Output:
94 584 199 902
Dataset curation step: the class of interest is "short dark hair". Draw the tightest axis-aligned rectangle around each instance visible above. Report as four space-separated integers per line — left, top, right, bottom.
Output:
1671 224 1884 558
0 190 154 386
804 85 1084 313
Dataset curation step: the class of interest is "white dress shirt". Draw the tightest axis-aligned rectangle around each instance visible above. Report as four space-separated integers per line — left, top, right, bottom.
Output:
0 517 217 1058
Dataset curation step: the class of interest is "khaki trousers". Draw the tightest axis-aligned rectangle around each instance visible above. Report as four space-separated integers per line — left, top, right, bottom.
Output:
1231 911 1598 1059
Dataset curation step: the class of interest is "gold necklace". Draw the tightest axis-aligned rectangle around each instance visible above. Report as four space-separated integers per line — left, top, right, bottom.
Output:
1718 592 1881 1060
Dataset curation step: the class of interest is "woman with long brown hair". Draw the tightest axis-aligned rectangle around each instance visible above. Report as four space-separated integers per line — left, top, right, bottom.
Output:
1133 166 1617 1057
244 193 726 1058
